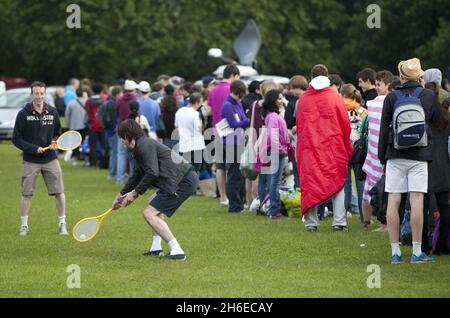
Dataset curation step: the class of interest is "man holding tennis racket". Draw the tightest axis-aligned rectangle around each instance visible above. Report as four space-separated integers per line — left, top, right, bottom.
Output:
112 119 198 260
12 81 68 236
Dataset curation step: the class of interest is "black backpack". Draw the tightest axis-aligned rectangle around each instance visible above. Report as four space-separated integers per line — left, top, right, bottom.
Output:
97 98 117 130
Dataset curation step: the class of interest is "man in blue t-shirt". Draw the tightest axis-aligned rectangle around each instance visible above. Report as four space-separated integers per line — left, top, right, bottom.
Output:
137 81 160 133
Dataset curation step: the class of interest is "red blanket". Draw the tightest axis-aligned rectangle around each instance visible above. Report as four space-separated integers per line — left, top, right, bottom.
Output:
296 86 352 215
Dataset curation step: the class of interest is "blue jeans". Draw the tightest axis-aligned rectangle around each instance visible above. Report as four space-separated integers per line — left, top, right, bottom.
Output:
117 137 130 184
344 163 364 222
258 174 269 202
107 134 118 179
259 155 286 217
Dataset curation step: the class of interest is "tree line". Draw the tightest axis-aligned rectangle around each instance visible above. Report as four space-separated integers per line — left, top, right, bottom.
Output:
0 0 448 85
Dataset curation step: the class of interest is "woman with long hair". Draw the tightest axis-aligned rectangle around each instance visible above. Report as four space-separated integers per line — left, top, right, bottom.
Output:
256 89 291 219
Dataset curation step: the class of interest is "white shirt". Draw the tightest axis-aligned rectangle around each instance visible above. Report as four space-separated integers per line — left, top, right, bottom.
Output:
175 107 205 153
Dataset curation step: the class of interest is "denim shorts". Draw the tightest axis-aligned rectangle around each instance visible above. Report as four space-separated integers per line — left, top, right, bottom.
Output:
149 169 198 217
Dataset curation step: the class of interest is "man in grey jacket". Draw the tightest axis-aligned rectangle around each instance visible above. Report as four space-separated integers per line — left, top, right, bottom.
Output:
65 88 87 164
112 119 198 260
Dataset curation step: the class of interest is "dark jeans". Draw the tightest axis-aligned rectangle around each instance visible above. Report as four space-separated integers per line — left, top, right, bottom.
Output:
88 130 107 167
73 128 88 159
292 157 300 189
224 144 245 212
433 191 450 254
344 163 364 222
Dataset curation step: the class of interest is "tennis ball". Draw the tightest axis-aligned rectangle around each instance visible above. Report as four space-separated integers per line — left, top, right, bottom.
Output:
80 234 86 240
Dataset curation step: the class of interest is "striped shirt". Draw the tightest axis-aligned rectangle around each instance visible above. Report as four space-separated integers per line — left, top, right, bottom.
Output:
362 95 385 202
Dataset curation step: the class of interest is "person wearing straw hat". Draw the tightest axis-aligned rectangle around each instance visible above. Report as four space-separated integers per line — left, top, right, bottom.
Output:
378 57 441 264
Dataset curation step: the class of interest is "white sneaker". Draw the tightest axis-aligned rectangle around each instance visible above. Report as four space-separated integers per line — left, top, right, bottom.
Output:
19 225 29 236
220 200 229 208
347 211 353 218
249 198 261 212
59 223 69 235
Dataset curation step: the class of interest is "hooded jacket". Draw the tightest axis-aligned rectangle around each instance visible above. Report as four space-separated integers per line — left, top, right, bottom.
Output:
296 76 352 215
12 102 61 164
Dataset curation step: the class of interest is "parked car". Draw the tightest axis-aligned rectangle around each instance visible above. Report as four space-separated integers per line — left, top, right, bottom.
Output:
0 86 62 140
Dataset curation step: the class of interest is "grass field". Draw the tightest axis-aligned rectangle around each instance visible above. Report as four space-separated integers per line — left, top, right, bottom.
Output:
1 142 449 298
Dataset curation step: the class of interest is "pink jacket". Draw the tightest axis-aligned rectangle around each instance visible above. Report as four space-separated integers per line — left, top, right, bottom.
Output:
256 112 290 171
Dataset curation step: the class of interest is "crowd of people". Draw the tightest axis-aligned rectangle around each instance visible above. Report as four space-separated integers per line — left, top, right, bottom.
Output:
13 58 450 262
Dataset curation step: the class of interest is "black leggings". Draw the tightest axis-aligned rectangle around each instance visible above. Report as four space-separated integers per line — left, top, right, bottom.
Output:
433 192 450 254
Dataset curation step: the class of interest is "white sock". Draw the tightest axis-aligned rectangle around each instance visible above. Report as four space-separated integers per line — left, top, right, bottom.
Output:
412 242 422 257
21 216 28 227
150 236 162 252
168 238 184 255
58 216 66 225
391 242 401 257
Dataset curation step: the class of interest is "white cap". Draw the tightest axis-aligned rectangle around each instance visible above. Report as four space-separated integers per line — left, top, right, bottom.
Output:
137 81 151 93
124 80 137 91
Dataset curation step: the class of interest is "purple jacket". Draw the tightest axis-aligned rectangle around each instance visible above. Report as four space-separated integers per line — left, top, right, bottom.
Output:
208 81 231 128
221 95 250 145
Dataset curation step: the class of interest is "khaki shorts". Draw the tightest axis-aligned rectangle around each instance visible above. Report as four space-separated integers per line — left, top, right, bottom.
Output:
385 158 427 193
22 159 64 196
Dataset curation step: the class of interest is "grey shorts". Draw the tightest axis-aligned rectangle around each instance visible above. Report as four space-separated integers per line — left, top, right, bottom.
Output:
385 158 427 193
22 159 64 196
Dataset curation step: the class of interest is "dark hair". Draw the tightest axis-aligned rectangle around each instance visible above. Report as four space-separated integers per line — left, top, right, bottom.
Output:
357 68 377 85
161 95 177 113
376 70 395 85
30 81 46 93
164 84 174 96
248 80 261 94
389 77 402 91
110 85 123 98
311 64 329 79
223 64 240 79
182 82 193 93
328 74 342 87
262 89 281 117
431 100 449 132
289 75 309 91
76 88 84 97
425 82 439 96
340 84 362 104
189 93 203 105
118 119 144 141
230 80 247 98
152 81 163 92
92 82 103 95
129 101 140 120
188 84 202 95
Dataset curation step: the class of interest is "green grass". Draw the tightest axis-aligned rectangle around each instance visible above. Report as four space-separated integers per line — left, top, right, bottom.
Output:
1 142 450 298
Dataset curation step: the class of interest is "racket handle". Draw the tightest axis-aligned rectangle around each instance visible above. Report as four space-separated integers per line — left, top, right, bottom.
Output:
42 146 50 151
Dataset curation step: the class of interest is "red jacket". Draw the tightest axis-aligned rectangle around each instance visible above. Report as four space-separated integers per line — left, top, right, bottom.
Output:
296 80 352 215
85 96 104 132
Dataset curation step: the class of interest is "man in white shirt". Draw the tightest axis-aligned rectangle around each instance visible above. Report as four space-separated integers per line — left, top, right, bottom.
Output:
175 93 205 172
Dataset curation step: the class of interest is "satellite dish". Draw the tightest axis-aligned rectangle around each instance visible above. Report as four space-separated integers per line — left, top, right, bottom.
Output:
208 48 223 59
233 19 262 66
